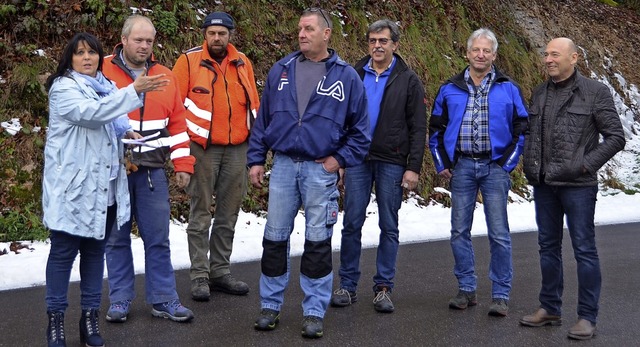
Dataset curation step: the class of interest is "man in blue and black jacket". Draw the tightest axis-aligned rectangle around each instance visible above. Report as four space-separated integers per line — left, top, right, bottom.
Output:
247 8 370 339
331 19 427 314
429 28 528 317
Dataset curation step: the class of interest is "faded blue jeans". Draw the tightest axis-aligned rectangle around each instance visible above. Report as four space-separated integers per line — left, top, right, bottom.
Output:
259 153 338 318
338 160 404 293
450 157 512 300
533 183 600 324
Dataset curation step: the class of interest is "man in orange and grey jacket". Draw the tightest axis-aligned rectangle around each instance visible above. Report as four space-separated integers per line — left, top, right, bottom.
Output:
103 15 195 323
172 11 260 301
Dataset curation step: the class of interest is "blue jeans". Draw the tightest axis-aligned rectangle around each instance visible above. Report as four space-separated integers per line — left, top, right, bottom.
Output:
533 183 600 324
339 161 404 293
45 204 115 312
105 168 178 305
259 153 338 318
450 157 512 299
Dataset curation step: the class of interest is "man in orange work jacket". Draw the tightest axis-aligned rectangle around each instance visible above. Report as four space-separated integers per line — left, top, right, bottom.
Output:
103 15 196 323
173 11 260 301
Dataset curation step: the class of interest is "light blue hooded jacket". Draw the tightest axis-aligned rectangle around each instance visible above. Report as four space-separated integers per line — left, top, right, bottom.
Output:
43 74 142 239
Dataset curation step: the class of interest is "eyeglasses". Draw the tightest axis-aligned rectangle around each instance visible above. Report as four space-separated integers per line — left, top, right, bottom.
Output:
304 7 330 28
368 38 391 45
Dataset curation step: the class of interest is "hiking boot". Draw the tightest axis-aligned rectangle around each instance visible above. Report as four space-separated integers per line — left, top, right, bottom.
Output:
331 288 358 307
519 308 562 327
448 290 477 309
301 315 323 338
210 274 249 295
254 309 280 331
79 308 104 347
46 311 66 347
105 299 131 323
488 298 509 317
373 286 395 313
568 319 596 340
152 299 195 322
191 277 210 301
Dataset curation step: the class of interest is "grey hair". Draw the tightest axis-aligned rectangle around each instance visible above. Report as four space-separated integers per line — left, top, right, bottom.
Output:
302 8 333 30
466 28 498 53
366 19 400 42
122 15 156 37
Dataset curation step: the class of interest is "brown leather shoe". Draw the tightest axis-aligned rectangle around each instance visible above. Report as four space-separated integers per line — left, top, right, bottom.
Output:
568 319 596 340
519 308 562 327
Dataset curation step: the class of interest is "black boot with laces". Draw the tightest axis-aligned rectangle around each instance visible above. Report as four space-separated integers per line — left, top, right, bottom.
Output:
46 311 66 347
79 308 104 347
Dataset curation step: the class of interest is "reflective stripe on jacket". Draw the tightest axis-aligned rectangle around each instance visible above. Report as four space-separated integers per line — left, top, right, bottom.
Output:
103 45 195 173
172 42 260 147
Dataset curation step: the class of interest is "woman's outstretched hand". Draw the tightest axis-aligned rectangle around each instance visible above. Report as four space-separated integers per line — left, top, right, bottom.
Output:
132 68 170 94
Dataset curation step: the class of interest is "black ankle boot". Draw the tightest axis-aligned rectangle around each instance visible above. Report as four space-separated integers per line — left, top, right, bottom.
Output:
79 308 104 347
46 311 66 347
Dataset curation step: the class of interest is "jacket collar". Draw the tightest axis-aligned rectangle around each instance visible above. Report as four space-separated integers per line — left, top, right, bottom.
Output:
535 69 585 110
280 48 343 69
543 68 582 90
200 41 244 65
448 64 509 90
354 52 408 80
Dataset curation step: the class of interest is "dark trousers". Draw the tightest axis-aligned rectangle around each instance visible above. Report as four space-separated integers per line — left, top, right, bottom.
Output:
533 183 600 324
45 204 115 312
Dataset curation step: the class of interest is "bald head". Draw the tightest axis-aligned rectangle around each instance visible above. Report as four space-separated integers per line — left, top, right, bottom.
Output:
544 37 578 82
550 37 577 53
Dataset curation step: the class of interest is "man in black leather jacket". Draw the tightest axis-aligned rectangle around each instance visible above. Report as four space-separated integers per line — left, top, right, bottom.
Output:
519 37 625 341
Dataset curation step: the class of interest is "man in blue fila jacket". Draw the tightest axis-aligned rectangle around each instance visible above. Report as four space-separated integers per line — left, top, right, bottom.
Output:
429 28 528 317
247 8 370 339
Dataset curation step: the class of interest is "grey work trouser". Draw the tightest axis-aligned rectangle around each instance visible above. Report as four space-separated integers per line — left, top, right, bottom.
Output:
186 141 248 280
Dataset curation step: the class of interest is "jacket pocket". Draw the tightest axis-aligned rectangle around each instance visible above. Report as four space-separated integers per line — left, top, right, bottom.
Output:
191 86 210 94
553 105 590 180
232 82 247 107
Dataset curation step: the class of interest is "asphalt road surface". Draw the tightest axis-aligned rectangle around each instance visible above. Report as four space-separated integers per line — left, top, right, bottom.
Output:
1 222 638 346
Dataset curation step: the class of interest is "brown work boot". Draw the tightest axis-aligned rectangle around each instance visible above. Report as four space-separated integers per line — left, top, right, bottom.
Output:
567 319 596 340
519 308 562 327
